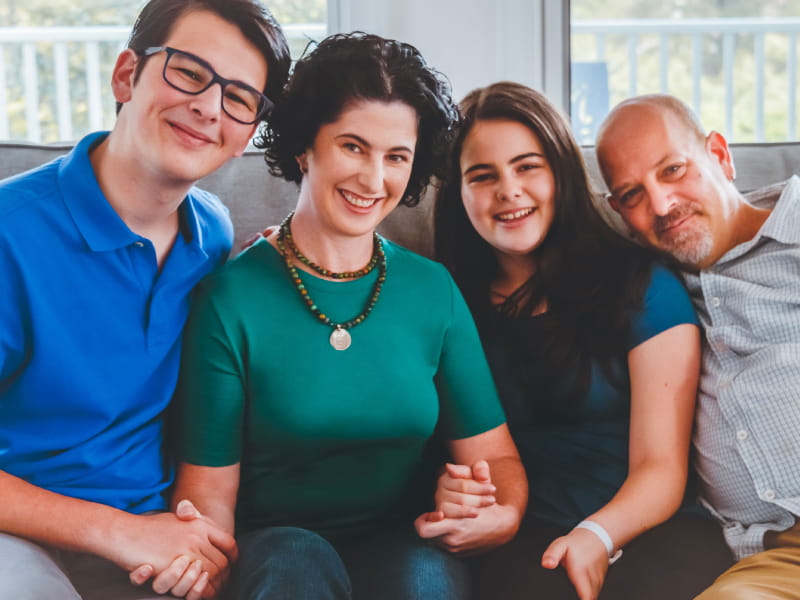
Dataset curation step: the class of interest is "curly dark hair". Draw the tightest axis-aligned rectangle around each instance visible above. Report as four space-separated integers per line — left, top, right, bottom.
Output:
435 81 653 400
255 32 458 207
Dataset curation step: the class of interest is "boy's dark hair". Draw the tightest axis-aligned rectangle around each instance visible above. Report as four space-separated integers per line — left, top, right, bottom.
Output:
117 0 290 115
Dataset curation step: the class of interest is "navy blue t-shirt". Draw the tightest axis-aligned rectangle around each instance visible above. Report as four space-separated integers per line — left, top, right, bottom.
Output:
480 264 699 527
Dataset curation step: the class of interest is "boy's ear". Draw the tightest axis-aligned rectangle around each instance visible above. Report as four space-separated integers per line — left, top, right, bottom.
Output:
111 49 138 105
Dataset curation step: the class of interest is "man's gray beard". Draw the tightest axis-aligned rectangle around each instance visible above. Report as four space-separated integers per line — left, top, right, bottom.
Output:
659 226 713 268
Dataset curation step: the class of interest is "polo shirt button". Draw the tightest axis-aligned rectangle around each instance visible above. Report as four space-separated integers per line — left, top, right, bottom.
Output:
763 489 776 501
134 241 145 248
719 378 730 388
736 429 748 441
710 297 721 307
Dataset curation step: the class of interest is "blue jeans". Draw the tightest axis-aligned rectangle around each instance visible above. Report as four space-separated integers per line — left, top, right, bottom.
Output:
231 526 470 600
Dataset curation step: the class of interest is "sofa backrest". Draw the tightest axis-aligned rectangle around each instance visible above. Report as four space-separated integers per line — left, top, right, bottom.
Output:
2 140 798 258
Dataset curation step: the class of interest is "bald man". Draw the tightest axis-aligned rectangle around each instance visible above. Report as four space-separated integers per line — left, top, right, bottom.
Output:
596 94 800 599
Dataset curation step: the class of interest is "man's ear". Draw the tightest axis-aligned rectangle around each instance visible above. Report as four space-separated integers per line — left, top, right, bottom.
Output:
705 130 736 182
111 49 138 105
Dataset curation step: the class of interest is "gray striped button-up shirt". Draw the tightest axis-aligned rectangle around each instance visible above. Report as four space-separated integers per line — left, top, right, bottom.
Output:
685 175 800 560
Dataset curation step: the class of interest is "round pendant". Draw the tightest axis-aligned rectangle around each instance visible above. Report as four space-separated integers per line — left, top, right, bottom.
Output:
329 327 352 351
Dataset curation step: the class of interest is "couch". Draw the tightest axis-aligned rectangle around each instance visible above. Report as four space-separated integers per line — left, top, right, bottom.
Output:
2 139 798 256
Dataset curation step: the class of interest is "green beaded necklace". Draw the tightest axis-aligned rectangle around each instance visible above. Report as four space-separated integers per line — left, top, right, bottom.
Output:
281 212 380 279
276 212 387 351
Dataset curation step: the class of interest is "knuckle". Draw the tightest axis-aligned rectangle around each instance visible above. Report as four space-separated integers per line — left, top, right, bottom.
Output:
153 581 169 595
444 490 461 503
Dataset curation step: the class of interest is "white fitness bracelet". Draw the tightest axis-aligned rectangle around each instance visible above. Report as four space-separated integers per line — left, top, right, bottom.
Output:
575 520 623 564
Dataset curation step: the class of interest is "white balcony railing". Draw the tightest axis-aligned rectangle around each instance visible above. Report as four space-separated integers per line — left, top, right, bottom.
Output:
2 19 799 144
571 18 800 144
0 23 325 144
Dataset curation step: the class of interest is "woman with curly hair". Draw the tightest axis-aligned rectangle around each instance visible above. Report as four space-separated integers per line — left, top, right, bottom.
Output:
170 34 526 600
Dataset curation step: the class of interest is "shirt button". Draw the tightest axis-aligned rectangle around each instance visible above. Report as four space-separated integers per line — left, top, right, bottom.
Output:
719 378 731 388
710 297 721 307
736 430 748 441
134 241 145 248
763 489 776 501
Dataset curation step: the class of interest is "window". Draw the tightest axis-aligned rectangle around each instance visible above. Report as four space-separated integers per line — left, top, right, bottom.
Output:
571 1 800 144
7 1 798 146
0 0 327 143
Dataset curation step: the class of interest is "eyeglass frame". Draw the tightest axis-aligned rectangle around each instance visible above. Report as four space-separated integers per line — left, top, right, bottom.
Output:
139 46 273 125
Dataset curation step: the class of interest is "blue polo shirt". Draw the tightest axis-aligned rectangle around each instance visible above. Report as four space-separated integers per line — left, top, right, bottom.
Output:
0 131 233 513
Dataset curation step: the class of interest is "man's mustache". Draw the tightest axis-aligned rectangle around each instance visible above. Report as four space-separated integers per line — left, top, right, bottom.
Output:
654 204 696 236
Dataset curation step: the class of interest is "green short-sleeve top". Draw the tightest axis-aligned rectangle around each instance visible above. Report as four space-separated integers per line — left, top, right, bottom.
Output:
174 238 505 536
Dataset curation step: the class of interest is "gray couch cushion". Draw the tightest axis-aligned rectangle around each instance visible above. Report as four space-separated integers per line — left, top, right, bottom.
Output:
2 141 797 258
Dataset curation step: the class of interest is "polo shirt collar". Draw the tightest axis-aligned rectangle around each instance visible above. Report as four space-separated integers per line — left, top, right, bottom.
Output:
59 131 139 252
59 131 204 254
178 188 203 249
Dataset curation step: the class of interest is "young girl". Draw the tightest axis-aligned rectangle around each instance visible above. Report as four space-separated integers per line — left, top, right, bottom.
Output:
434 82 732 600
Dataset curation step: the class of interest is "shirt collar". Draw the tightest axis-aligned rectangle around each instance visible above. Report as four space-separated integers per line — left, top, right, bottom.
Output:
755 175 800 245
179 189 202 248
59 131 139 252
59 131 200 252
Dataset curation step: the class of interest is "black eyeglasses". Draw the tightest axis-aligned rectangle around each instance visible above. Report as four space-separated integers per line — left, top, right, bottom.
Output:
140 46 271 125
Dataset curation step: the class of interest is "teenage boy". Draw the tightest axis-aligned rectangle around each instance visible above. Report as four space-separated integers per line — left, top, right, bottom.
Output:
0 1 289 598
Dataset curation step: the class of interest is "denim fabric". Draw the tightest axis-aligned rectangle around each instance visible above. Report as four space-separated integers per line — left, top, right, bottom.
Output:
232 527 351 600
232 526 469 600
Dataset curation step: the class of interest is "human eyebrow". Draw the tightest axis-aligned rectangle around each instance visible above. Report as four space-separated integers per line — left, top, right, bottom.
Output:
336 134 370 148
609 182 632 199
509 152 544 164
462 163 492 176
336 134 413 155
463 151 544 175
609 152 677 199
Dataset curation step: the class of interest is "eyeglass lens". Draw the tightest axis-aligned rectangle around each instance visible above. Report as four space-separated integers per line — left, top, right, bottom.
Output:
165 51 263 123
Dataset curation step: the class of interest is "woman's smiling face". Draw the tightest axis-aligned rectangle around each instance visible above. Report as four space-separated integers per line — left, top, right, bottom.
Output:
296 99 419 240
